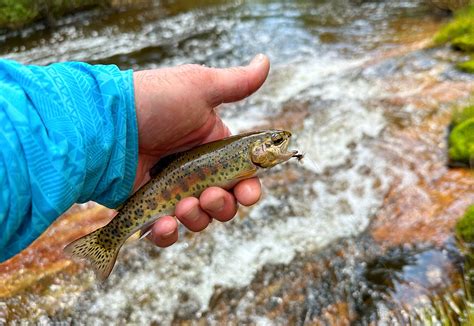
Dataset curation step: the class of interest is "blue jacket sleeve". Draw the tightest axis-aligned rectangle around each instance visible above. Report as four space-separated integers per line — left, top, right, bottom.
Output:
0 59 138 261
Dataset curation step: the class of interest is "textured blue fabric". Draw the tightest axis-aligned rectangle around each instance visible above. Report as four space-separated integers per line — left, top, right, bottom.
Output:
0 59 138 261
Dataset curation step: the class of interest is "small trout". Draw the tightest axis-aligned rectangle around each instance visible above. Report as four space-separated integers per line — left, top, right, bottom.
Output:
65 130 302 281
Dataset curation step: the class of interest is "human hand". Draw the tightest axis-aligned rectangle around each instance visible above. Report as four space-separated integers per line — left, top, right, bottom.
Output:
133 54 270 247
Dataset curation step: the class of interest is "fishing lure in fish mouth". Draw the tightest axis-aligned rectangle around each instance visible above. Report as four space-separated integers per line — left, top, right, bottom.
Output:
64 129 302 281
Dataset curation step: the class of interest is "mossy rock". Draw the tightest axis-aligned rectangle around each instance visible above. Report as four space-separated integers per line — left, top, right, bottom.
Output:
457 57 474 72
452 34 474 51
434 5 474 45
456 205 474 244
449 117 474 164
433 5 474 74
453 104 474 125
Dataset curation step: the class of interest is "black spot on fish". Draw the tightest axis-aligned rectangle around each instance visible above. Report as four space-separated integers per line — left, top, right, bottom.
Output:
146 198 157 210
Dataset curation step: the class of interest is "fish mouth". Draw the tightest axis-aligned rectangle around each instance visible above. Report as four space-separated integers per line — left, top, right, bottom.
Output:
291 150 304 161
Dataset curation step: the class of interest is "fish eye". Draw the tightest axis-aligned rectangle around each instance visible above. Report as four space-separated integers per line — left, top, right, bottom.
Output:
271 133 284 145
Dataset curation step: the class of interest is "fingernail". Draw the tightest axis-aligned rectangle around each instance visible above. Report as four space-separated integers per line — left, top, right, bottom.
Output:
184 206 200 222
161 229 175 238
206 197 225 213
250 53 266 66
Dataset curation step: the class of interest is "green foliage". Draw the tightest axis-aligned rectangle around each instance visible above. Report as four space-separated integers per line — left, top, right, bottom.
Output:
413 294 473 326
410 206 474 325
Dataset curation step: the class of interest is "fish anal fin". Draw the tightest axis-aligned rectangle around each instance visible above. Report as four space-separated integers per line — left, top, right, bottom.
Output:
139 226 152 240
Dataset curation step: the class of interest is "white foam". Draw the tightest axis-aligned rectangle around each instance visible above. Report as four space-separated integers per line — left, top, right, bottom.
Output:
223 56 369 133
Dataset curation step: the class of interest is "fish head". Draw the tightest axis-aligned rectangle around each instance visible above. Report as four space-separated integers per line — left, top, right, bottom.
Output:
250 130 300 168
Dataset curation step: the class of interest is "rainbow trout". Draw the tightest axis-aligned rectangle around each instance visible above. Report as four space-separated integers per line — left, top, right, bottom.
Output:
65 130 302 281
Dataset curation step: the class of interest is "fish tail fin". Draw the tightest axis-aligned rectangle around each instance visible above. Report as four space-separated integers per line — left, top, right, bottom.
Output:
64 229 121 282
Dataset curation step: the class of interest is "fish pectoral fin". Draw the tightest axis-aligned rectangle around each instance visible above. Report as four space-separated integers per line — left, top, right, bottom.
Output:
126 224 153 243
234 167 258 180
139 226 153 240
126 230 141 242
137 217 161 240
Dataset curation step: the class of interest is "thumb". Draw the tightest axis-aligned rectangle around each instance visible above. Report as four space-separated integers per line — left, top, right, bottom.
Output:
206 54 270 107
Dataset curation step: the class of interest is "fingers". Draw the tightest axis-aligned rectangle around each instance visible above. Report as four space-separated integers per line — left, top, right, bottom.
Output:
149 180 261 247
205 54 270 107
199 187 238 222
175 197 212 231
149 215 178 247
233 177 262 206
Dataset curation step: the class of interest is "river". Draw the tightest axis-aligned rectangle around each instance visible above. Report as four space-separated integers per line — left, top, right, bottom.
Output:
1 0 473 324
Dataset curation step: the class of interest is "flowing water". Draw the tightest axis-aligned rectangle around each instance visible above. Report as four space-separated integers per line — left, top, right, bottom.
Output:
1 0 474 324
